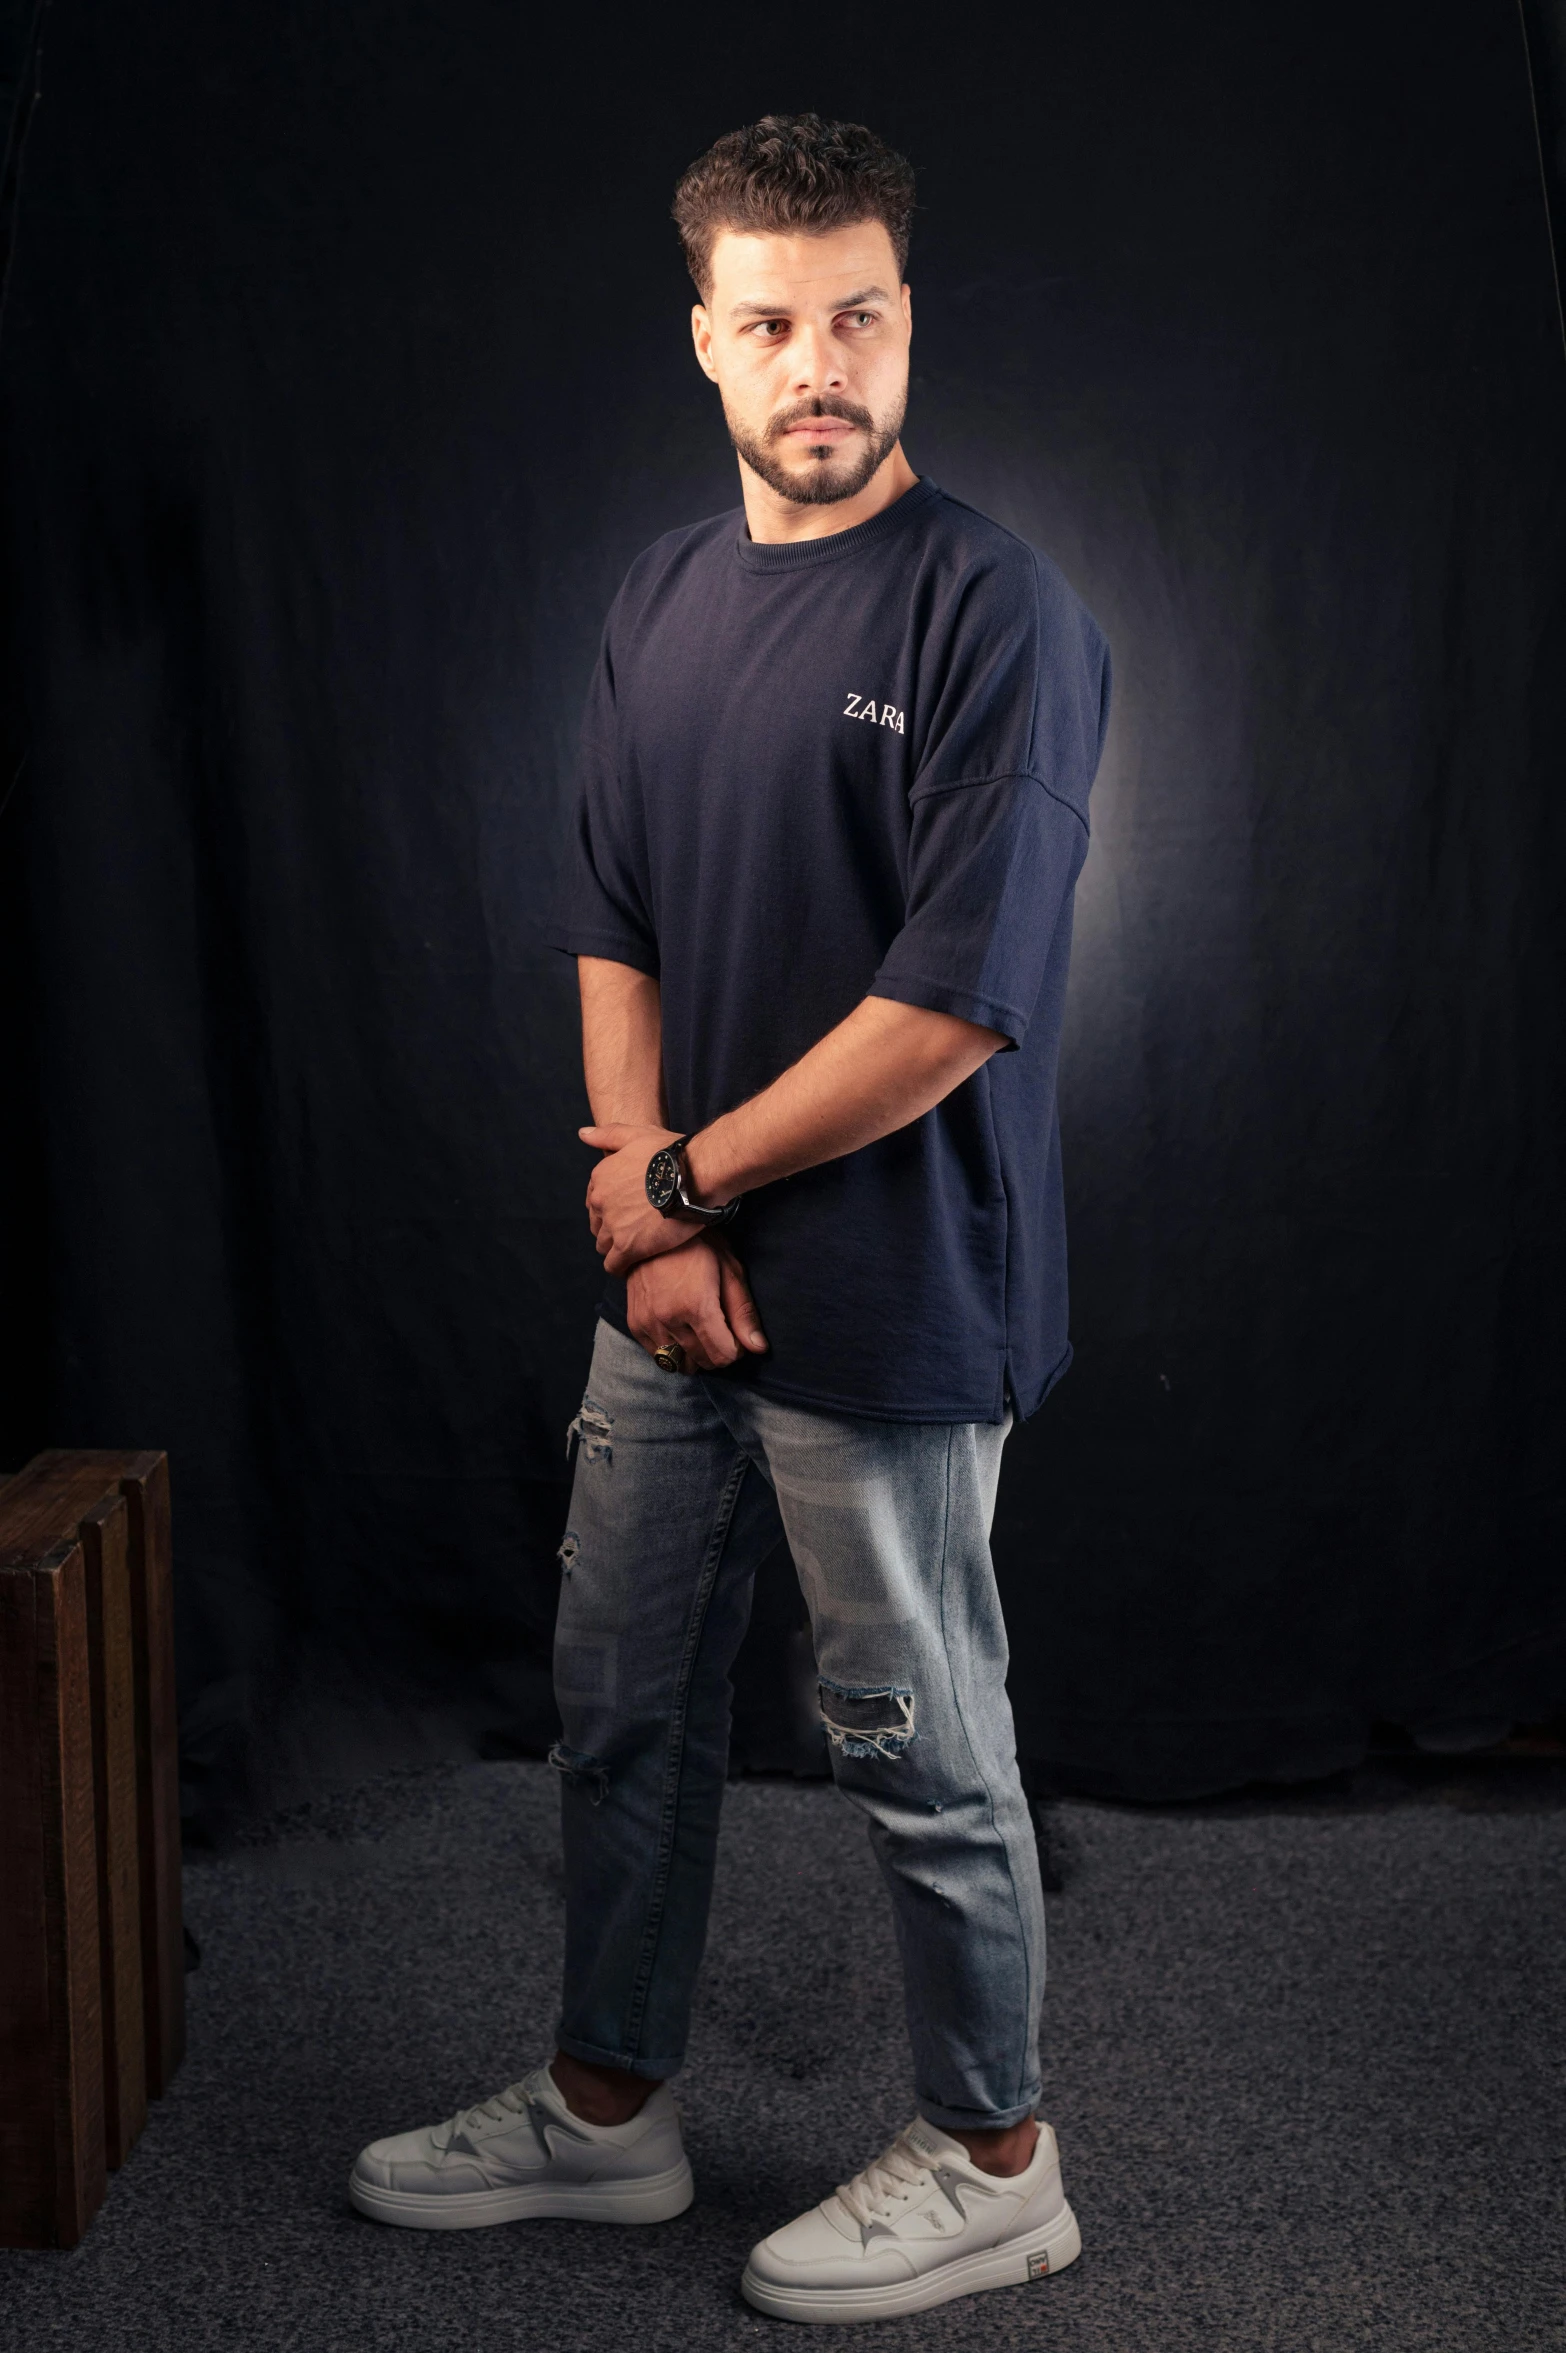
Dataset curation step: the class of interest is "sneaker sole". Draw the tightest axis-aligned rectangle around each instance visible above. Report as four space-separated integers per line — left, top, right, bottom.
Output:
348 2155 694 2230
740 2197 1081 2323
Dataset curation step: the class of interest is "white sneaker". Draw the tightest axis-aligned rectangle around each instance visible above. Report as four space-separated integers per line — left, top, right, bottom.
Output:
348 2064 693 2230
741 2114 1080 2323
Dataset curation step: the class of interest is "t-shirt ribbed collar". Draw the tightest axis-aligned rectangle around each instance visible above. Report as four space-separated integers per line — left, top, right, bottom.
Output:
732 476 943 573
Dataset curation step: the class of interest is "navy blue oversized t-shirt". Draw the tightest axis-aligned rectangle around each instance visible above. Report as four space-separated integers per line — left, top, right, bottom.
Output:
547 478 1110 1424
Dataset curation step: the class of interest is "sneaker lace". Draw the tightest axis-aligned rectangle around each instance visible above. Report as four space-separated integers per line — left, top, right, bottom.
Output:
434 2076 540 2152
835 2130 936 2229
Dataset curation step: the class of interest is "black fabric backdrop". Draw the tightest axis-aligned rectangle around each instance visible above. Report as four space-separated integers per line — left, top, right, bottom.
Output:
1 1 1563 1833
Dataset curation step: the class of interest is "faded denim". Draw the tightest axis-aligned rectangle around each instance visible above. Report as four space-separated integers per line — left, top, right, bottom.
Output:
551 1318 1045 2134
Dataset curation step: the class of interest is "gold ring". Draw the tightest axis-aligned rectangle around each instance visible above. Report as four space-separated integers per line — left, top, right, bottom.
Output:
653 1341 687 1375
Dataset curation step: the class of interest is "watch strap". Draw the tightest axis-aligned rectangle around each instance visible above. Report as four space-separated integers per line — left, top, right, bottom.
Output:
646 1136 740 1226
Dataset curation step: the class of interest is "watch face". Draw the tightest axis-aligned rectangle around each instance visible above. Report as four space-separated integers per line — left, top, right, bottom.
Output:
645 1146 680 1212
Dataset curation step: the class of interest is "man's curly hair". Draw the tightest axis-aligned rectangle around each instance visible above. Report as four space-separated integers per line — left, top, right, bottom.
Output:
672 114 915 302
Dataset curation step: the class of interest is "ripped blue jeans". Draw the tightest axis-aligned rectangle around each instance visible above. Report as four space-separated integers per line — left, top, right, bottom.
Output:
551 1317 1043 2133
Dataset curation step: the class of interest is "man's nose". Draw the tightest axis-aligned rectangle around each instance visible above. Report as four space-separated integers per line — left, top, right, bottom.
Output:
789 322 847 392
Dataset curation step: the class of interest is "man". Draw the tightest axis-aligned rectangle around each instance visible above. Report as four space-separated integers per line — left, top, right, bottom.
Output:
351 113 1110 2324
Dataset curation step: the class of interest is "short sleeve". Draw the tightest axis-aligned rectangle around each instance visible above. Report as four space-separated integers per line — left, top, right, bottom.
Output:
910 545 1111 822
870 778 1088 1046
544 628 659 975
872 548 1110 1047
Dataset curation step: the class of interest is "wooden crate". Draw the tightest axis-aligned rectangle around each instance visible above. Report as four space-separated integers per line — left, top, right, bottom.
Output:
0 1451 183 2247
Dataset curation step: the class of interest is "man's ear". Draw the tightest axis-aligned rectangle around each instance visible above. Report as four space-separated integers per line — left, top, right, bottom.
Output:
691 305 719 383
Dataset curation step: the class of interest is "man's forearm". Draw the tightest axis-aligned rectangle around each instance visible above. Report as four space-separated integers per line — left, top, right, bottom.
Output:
577 990 1006 1278
579 955 666 1126
684 995 1005 1204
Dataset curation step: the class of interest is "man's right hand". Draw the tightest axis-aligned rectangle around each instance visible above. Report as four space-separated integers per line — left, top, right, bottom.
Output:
626 1235 768 1372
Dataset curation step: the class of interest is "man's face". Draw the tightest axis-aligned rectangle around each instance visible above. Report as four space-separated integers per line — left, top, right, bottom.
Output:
692 220 911 507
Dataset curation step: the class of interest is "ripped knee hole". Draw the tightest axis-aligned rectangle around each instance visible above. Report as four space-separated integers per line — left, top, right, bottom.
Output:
818 1678 917 1760
548 1741 609 1803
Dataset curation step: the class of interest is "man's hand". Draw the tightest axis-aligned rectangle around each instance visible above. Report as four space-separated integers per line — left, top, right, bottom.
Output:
581 1121 698 1275
626 1236 768 1371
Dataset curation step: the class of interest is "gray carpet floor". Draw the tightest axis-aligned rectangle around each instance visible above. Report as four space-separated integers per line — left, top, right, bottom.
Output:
2 1756 1562 2352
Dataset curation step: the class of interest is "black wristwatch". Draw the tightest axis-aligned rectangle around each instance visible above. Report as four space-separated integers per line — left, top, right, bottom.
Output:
644 1135 740 1227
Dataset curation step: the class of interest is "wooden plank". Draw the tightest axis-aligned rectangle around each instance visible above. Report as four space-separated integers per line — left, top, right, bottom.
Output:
78 1492 148 2165
3 1451 185 2096
117 1454 184 2094
0 1537 107 2247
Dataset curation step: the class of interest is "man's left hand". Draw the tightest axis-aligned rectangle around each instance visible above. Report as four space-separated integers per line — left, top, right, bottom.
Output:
580 1122 697 1274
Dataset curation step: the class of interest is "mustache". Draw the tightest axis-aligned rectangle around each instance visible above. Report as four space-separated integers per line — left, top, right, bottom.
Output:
765 396 876 443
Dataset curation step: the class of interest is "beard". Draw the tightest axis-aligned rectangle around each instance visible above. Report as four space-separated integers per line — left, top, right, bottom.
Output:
726 392 906 506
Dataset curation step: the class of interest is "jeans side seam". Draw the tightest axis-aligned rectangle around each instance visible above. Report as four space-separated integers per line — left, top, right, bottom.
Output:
936 1424 1038 2117
619 1447 750 2067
